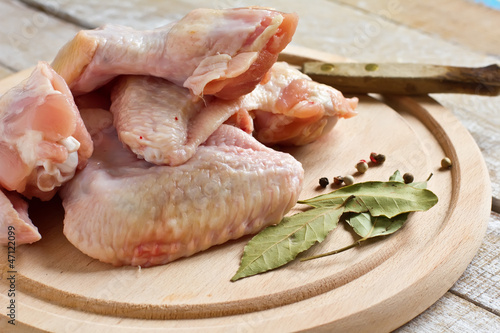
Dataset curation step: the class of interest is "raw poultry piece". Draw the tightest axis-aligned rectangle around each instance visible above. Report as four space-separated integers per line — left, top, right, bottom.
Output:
51 7 298 99
110 75 255 166
61 109 303 267
0 62 93 201
110 62 357 166
248 62 358 145
0 189 40 245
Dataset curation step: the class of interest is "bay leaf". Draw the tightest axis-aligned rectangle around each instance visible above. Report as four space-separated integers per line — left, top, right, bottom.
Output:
389 170 404 182
347 212 409 238
299 181 438 218
344 172 430 239
300 212 410 261
389 170 430 189
302 173 434 261
231 205 344 281
410 181 430 189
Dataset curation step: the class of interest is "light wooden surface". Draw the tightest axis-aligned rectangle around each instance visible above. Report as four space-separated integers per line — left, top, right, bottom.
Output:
335 0 500 56
0 67 13 80
0 0 498 331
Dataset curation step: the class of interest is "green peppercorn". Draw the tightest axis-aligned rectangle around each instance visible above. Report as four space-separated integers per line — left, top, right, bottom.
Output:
319 177 329 188
403 173 414 184
356 160 369 173
344 175 355 185
441 157 452 169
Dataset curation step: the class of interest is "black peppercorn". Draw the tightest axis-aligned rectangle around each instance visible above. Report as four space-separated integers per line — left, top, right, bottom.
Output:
319 177 329 188
403 173 414 184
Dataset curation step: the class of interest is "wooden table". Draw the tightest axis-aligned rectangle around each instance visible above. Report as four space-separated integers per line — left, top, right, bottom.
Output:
0 0 498 331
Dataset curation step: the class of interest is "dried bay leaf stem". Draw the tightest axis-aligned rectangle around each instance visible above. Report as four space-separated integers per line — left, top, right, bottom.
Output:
301 239 364 261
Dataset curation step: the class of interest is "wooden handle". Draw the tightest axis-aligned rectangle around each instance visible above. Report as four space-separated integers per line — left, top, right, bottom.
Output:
301 62 500 96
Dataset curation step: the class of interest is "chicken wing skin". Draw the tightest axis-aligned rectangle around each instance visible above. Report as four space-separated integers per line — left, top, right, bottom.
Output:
0 62 93 200
109 62 356 168
51 7 298 99
247 62 358 145
0 189 40 245
61 109 303 267
110 75 257 166
111 76 222 166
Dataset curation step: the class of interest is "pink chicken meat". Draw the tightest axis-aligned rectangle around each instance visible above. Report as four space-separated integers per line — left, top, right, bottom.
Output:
51 7 298 99
110 76 234 166
110 62 357 166
0 62 92 245
0 189 40 245
61 109 304 267
249 62 358 145
0 62 93 201
110 75 255 166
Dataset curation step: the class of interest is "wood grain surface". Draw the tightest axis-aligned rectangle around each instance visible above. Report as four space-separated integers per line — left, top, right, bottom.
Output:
0 0 80 71
333 0 500 56
0 46 492 332
450 212 500 316
398 292 500 332
0 0 498 331
0 66 13 80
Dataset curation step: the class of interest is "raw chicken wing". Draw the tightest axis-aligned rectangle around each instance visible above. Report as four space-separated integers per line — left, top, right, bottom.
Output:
61 109 303 267
51 7 298 99
110 75 254 166
0 62 93 200
247 62 358 145
0 189 40 245
110 62 357 166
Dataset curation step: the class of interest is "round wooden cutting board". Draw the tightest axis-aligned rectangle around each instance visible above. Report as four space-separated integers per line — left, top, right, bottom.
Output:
0 46 491 332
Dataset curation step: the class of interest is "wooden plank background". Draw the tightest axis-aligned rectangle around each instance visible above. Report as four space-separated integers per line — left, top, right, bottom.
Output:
0 0 498 331
335 0 500 56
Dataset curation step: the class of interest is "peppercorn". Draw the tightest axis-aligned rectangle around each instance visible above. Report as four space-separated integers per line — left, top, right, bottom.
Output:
441 157 452 169
333 176 344 185
403 173 414 184
344 175 355 185
319 177 329 188
356 160 369 173
375 154 386 163
370 152 386 164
